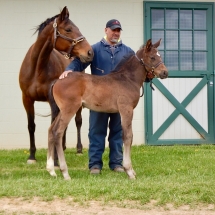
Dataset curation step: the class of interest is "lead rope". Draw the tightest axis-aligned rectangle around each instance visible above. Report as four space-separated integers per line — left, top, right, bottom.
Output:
150 81 155 91
140 85 144 97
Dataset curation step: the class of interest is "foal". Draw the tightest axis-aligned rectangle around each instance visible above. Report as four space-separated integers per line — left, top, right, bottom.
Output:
47 39 168 180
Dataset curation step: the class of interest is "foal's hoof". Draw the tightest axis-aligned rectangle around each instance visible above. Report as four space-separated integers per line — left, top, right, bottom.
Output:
48 170 57 178
128 175 136 180
64 176 71 181
27 159 36 164
62 171 71 180
126 169 136 180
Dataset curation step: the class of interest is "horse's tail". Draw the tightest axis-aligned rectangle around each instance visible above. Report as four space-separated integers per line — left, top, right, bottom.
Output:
49 80 60 123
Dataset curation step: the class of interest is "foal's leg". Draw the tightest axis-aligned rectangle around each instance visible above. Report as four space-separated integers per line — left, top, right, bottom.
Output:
75 107 83 154
50 102 67 167
50 102 59 167
22 95 37 164
47 116 58 177
56 110 78 180
54 127 68 167
120 107 136 179
47 108 77 180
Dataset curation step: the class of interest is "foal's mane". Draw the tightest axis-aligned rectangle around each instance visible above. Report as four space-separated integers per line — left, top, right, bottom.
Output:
33 14 59 35
111 51 134 73
111 44 145 73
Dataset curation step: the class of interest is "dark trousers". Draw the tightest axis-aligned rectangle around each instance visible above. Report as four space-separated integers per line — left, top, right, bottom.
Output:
88 110 123 170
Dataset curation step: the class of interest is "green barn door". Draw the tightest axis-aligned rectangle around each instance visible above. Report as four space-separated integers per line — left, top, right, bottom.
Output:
144 2 214 145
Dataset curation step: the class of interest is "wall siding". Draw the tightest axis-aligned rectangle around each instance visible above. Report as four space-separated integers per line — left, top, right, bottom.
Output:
0 0 144 149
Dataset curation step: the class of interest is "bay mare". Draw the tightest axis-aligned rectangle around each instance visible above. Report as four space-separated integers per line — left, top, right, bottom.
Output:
19 6 93 165
47 39 168 180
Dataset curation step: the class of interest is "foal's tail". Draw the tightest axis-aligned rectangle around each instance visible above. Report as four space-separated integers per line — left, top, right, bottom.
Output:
49 80 60 123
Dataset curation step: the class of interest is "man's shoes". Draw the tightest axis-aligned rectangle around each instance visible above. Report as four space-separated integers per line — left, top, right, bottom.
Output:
90 168 101 174
114 166 125 172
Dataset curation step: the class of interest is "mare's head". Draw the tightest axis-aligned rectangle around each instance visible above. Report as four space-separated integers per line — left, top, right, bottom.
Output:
137 39 168 79
36 6 93 62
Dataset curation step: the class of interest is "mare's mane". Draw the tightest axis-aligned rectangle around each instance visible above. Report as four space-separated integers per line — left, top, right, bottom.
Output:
34 14 59 35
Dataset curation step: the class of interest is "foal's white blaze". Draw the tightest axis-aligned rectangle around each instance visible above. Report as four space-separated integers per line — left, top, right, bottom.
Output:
156 52 160 56
46 156 57 177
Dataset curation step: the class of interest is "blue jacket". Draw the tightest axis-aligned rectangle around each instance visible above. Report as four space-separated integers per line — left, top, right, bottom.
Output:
66 38 135 76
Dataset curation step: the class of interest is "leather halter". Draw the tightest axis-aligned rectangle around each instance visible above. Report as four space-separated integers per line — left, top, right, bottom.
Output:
53 18 85 59
135 54 164 79
135 54 164 94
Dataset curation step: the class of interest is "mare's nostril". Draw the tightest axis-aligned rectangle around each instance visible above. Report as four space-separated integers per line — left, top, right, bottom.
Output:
88 50 93 56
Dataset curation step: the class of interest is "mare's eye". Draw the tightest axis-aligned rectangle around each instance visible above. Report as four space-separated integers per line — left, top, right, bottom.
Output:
65 29 72 33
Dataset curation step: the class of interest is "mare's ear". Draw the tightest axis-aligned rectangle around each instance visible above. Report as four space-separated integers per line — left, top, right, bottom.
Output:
60 6 69 21
153 38 162 48
145 39 152 52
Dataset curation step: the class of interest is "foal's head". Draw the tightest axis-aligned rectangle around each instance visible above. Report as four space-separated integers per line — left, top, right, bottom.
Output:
137 39 168 79
35 6 94 62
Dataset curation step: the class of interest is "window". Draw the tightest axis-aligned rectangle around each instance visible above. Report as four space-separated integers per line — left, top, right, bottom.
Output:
151 9 207 71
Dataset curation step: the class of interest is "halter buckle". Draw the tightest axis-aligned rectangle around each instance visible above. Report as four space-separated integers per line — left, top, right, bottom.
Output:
64 54 70 59
53 22 57 28
72 40 78 45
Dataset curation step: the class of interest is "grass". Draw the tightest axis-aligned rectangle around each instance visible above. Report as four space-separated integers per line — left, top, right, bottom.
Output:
0 145 215 208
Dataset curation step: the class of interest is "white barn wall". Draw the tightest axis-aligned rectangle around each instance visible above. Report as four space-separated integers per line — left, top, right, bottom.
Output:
1 0 214 149
0 0 144 149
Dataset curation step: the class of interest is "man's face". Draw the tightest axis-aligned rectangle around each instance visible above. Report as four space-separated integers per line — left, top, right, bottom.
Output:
105 28 121 45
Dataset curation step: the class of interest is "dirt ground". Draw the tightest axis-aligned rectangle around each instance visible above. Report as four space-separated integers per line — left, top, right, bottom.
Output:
0 198 215 215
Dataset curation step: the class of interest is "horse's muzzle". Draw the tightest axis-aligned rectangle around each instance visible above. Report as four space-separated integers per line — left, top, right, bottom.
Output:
79 50 94 63
159 70 168 79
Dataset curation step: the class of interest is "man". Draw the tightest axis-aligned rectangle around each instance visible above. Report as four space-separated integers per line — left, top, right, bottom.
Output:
59 19 135 174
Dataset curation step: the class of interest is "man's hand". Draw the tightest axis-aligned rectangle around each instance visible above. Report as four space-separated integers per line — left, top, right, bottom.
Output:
59 70 73 79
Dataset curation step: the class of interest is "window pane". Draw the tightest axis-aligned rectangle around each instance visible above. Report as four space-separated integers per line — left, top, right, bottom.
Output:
166 10 178 29
166 51 178 70
194 10 206 30
180 31 192 50
166 31 178 49
180 51 193 70
180 10 192 29
159 51 165 63
152 30 164 49
194 31 206 50
152 9 164 29
194 52 207 70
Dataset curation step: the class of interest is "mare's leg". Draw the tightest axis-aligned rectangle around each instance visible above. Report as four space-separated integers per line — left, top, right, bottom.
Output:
75 107 83 154
22 95 37 164
119 107 136 179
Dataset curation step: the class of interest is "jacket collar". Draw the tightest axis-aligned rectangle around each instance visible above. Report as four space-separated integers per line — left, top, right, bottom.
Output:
101 37 122 47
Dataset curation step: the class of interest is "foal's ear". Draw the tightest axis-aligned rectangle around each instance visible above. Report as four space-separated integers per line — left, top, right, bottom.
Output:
60 6 69 21
153 39 162 48
145 39 152 52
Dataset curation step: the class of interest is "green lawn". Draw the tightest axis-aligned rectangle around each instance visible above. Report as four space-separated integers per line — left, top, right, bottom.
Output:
0 145 214 207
